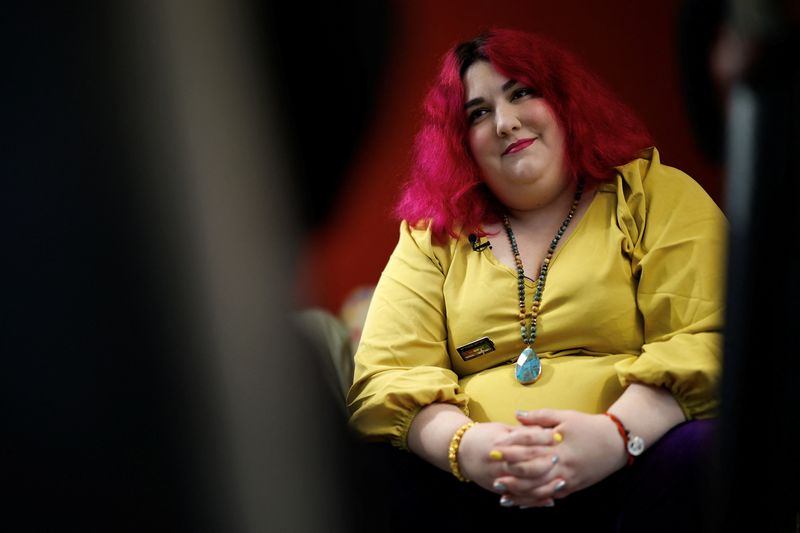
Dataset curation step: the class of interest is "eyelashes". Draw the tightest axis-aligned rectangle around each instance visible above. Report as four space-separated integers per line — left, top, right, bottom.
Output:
510 87 538 100
466 86 539 124
468 107 489 123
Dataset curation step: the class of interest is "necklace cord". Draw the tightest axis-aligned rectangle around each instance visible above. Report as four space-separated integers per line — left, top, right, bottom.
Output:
502 179 585 347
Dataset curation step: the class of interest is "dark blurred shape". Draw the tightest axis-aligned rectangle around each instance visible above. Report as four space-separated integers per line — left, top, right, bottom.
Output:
256 1 396 231
677 0 727 163
695 0 800 530
3 4 158 530
3 1 394 531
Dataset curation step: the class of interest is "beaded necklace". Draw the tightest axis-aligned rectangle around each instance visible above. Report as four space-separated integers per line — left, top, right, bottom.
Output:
502 178 584 384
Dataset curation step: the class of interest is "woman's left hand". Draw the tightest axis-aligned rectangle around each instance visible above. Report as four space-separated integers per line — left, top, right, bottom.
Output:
488 409 628 508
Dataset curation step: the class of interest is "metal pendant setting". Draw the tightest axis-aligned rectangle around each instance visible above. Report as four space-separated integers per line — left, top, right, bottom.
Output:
515 347 542 385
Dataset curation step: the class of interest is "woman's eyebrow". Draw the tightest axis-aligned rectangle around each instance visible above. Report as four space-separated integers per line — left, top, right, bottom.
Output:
464 97 484 110
464 79 518 110
501 79 517 92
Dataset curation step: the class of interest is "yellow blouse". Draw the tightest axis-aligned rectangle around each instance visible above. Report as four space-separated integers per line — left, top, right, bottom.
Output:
347 149 727 449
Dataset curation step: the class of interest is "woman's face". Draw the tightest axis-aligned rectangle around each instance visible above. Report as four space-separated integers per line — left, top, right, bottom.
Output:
464 61 568 211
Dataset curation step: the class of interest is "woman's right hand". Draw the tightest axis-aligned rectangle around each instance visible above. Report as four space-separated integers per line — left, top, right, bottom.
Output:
407 404 554 496
471 422 562 505
457 421 560 494
456 422 515 491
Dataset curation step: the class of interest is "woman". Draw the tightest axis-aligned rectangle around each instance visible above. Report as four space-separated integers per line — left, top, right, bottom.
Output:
347 29 725 530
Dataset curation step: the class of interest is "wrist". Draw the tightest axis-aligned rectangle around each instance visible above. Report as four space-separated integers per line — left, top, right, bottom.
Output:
448 421 477 482
603 412 645 465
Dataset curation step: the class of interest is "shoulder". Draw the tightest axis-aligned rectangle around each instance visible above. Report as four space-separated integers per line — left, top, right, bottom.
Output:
395 220 467 273
614 147 725 219
603 148 726 250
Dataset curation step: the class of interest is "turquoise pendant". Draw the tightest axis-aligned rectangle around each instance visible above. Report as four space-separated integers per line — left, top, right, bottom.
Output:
515 347 541 384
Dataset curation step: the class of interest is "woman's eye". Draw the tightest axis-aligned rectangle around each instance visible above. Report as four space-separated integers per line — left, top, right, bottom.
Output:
468 108 489 123
511 87 536 101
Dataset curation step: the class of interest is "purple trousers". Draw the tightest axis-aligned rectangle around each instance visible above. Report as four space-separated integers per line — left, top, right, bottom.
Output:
349 420 716 533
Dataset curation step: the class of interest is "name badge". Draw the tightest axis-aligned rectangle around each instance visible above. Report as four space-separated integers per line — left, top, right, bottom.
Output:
456 336 496 361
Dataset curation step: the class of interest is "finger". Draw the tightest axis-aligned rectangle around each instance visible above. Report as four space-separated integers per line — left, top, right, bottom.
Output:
492 426 556 447
516 408 563 427
490 444 556 463
498 494 555 509
528 477 569 501
502 452 560 479
489 446 558 464
514 495 557 509
503 476 559 498
493 468 557 496
497 475 569 500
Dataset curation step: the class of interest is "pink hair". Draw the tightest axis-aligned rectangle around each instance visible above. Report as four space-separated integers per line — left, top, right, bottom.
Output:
395 28 653 242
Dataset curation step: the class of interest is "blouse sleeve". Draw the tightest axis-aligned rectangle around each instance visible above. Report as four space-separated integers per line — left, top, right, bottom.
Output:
346 221 469 449
613 153 727 419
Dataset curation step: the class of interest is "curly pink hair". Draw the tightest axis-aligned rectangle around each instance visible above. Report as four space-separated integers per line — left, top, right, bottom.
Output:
395 28 653 242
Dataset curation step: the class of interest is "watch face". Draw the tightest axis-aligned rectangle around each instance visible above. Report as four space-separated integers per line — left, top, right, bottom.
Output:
627 435 645 456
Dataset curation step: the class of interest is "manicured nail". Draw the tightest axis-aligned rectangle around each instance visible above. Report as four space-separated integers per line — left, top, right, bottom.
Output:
554 479 566 492
489 449 504 461
553 431 563 443
516 409 529 418
551 454 559 465
499 495 515 507
493 481 508 492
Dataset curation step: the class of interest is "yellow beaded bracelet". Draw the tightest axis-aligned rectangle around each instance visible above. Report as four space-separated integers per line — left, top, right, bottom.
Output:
448 421 477 482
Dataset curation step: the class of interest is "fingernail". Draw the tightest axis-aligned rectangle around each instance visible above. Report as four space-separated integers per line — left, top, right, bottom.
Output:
544 500 555 507
499 495 515 507
516 409 529 418
554 479 566 492
493 481 508 492
551 454 559 465
553 431 563 443
488 449 504 461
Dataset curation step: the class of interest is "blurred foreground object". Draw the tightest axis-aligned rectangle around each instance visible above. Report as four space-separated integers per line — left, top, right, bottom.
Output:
4 1 373 530
712 0 800 530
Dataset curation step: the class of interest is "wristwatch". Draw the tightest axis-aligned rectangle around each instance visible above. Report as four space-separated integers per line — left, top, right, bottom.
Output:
626 432 645 457
603 412 645 465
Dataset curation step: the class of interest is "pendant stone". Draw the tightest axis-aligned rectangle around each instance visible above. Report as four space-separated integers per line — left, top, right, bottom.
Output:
515 347 542 384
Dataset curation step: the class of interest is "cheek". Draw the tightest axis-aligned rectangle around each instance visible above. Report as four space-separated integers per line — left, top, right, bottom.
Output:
467 129 492 166
467 130 480 156
524 100 562 133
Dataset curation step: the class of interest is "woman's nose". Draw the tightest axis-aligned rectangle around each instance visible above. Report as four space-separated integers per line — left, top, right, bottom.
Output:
495 103 521 136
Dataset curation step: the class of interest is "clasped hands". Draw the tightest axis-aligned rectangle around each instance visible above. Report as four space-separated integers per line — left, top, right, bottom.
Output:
458 409 628 508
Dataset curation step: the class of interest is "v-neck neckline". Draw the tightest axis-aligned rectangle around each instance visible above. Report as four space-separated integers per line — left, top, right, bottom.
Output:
481 185 601 285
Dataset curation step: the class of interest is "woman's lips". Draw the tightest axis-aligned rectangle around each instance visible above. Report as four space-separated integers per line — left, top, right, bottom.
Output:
503 138 536 156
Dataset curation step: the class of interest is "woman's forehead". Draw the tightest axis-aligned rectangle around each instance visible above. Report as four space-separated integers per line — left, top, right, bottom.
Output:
463 62 514 98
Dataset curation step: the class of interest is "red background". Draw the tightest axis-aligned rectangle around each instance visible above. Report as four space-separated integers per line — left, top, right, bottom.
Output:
300 0 723 313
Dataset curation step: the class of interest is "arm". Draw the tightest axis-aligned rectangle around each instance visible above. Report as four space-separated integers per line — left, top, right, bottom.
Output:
347 222 468 446
406 403 473 473
606 382 685 448
614 155 727 419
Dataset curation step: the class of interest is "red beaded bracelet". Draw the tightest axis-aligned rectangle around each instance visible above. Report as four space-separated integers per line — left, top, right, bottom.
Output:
603 412 645 465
